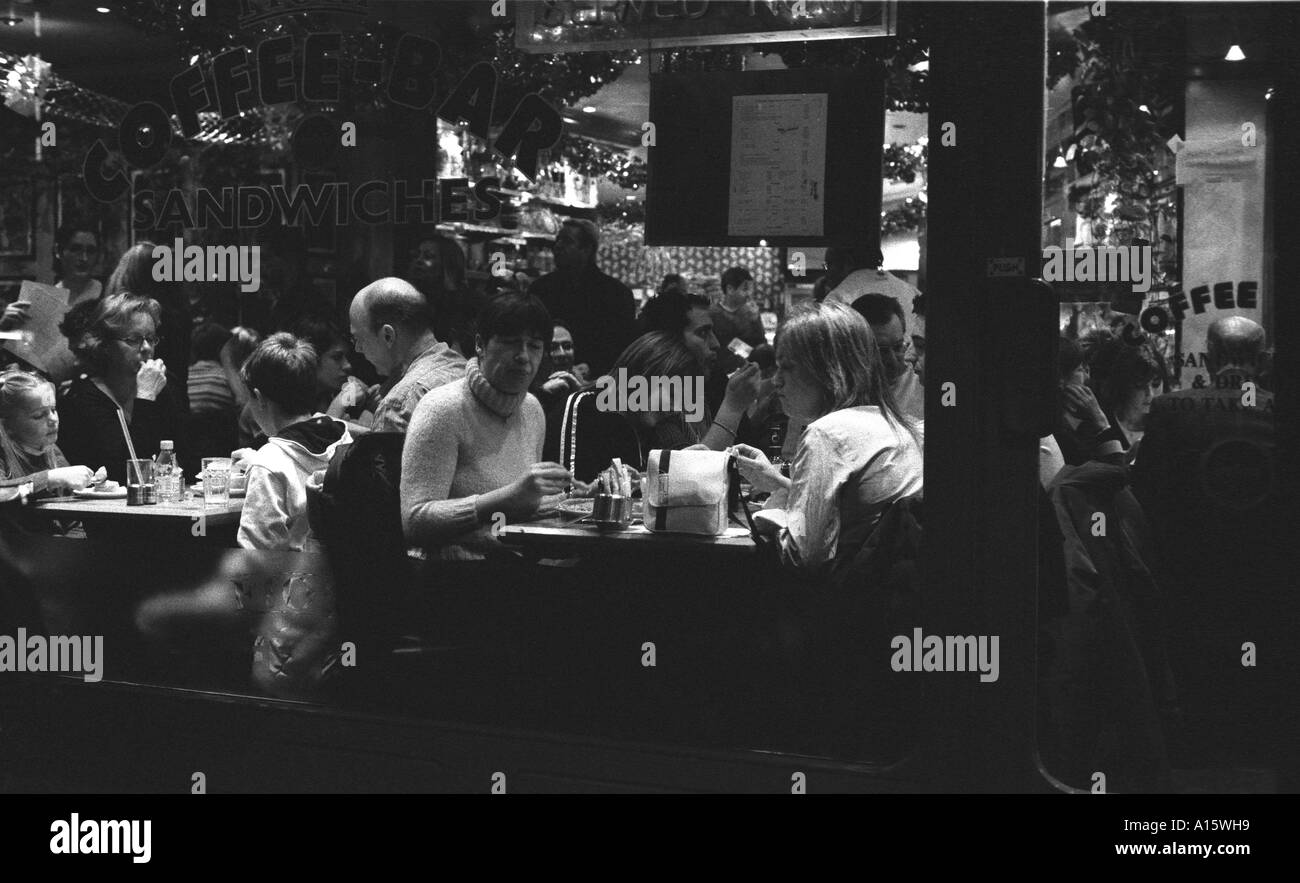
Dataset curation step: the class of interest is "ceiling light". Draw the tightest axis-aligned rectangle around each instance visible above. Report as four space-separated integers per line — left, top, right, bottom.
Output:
908 60 929 73
2 15 21 26
1266 86 1275 100
1225 44 1246 62
96 6 111 13
562 116 578 124
582 106 597 113
759 239 768 247
1053 150 1068 169
1139 104 1151 114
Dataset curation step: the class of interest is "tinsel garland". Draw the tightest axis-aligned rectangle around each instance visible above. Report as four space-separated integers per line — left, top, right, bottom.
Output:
883 142 927 184
881 199 926 236
560 136 646 191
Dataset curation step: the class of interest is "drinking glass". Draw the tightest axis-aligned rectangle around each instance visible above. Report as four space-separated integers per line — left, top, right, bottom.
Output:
125 459 155 506
202 457 232 505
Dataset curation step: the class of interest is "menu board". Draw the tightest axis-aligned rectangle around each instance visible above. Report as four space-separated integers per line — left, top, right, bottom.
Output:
647 68 881 247
728 94 828 238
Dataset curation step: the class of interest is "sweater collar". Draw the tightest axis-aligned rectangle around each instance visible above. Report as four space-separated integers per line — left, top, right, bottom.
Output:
466 357 526 419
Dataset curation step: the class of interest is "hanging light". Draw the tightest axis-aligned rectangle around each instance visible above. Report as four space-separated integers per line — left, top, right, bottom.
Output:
1053 149 1068 169
1225 44 1246 62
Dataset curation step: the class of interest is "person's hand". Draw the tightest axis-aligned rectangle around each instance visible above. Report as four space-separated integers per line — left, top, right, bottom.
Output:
722 361 762 411
1 300 30 331
541 371 580 397
135 358 168 401
507 462 572 515
47 465 95 493
1062 383 1108 433
573 363 591 383
732 443 786 493
230 448 258 469
363 383 383 413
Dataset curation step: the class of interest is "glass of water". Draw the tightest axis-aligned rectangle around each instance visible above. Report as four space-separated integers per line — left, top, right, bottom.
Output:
202 457 232 505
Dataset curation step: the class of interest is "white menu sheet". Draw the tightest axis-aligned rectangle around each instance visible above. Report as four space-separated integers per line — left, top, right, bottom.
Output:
728 93 828 238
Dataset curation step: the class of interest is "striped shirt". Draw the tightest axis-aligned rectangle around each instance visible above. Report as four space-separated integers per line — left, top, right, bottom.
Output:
188 360 236 414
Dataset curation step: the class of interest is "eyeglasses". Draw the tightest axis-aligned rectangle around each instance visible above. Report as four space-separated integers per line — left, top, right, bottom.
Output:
63 244 99 256
116 334 161 350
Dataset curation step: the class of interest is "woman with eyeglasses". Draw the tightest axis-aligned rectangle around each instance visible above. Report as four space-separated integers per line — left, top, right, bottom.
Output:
106 241 193 412
55 294 184 483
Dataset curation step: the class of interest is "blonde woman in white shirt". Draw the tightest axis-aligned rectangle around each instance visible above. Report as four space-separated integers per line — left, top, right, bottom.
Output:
734 301 924 571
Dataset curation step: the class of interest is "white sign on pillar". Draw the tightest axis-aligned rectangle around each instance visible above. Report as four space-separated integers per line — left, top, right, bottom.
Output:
1174 81 1267 389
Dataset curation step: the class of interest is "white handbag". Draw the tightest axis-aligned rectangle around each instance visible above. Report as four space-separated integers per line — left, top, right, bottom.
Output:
643 448 732 536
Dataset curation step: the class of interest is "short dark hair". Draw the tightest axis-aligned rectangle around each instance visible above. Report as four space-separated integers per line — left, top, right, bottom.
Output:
850 293 905 330
477 292 553 347
561 219 599 253
1089 338 1161 414
56 223 99 253
293 314 347 356
912 293 926 317
720 266 753 292
241 332 319 415
638 289 711 336
191 322 231 362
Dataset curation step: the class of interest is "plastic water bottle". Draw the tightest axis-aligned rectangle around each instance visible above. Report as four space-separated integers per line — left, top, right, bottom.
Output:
156 440 181 503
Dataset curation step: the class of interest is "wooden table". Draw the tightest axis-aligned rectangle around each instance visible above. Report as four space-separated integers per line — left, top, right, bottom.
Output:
501 513 756 561
34 495 244 526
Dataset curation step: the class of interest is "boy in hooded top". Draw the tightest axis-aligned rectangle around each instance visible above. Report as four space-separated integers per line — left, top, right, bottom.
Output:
237 333 352 551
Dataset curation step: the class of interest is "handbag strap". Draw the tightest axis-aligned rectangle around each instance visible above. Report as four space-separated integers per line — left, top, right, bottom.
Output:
653 448 671 531
560 389 593 490
728 457 771 547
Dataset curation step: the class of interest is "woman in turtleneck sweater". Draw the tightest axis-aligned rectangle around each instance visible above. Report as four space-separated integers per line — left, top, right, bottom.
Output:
401 292 573 563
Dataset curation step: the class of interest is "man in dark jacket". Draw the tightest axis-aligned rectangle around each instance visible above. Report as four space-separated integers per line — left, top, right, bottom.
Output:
527 220 635 379
1130 316 1282 744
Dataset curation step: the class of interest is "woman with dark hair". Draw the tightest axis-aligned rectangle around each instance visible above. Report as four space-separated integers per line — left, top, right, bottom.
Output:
734 301 923 571
292 315 356 414
401 291 572 562
556 330 709 483
56 294 184 482
1087 338 1164 463
105 241 192 404
1054 336 1129 469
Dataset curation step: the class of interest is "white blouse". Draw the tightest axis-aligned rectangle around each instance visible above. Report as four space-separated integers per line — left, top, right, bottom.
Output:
766 405 924 570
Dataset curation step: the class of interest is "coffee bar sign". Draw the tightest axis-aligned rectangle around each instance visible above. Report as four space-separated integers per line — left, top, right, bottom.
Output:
516 1 894 52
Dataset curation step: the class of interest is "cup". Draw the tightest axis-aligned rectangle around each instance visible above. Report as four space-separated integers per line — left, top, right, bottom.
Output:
125 459 155 506
202 457 232 505
592 493 633 530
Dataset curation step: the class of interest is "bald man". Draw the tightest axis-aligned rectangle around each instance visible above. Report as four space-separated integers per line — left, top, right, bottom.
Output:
349 277 465 434
1131 316 1279 728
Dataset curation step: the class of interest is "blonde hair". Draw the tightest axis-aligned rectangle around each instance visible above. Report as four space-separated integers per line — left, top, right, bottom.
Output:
775 301 918 441
0 368 59 476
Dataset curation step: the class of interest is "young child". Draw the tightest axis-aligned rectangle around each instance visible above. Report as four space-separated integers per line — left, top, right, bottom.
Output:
0 368 96 498
1 368 98 535
237 334 351 551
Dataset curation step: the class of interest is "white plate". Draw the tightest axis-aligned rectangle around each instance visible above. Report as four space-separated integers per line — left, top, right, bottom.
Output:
74 487 127 499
